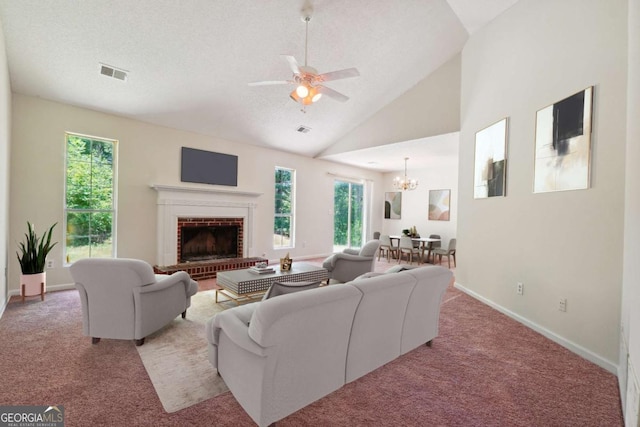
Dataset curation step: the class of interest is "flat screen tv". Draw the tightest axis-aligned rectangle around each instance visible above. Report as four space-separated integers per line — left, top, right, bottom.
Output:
180 147 238 186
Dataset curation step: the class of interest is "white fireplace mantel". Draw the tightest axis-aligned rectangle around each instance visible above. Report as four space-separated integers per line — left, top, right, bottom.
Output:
151 184 263 266
150 184 262 198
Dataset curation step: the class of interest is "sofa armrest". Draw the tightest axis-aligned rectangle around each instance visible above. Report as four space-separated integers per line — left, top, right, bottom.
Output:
215 311 270 357
140 271 195 296
333 253 372 264
133 271 195 339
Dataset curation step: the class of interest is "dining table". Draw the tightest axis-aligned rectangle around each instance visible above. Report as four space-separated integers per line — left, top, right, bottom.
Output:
389 235 441 264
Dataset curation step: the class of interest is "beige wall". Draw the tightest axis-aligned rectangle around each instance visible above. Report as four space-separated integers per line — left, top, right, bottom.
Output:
0 17 10 312
320 54 461 157
457 0 627 370
8 94 384 293
623 0 640 422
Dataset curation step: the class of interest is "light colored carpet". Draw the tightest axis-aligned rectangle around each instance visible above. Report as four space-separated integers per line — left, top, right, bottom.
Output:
136 290 232 413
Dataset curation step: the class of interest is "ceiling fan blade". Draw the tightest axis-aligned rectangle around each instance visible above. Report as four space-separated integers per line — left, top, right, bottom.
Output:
248 80 293 87
281 55 301 75
317 67 360 82
318 85 350 103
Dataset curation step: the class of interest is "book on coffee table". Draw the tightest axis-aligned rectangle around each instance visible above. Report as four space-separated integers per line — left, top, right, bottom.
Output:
248 266 275 275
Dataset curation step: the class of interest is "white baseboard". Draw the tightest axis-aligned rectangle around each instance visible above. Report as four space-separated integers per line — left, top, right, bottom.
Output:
7 283 76 297
454 282 618 374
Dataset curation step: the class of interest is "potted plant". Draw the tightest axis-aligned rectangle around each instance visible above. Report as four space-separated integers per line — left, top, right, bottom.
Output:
16 222 57 301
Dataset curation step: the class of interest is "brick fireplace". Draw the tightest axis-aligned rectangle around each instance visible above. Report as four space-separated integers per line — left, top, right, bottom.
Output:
151 184 264 279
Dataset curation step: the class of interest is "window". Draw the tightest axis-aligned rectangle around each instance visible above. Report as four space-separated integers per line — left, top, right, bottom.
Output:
65 133 117 262
333 180 364 252
274 167 295 249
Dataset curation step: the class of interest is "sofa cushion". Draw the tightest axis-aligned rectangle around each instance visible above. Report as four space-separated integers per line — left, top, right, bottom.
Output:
384 265 418 273
399 266 452 354
353 272 384 280
354 264 418 280
262 280 322 300
346 273 416 382
248 285 362 348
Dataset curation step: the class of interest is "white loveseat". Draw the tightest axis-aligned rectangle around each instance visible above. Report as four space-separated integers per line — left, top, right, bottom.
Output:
205 265 452 426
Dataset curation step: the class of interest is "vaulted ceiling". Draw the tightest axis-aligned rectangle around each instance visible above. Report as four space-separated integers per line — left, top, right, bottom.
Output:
0 0 519 169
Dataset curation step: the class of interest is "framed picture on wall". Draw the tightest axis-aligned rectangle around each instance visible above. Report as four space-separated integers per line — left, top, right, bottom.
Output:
534 86 593 193
474 117 508 199
384 192 402 219
429 189 451 221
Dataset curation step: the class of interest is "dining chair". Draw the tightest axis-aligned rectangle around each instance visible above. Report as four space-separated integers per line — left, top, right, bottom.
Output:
398 236 421 264
424 234 441 263
373 231 381 240
433 238 456 268
378 235 398 261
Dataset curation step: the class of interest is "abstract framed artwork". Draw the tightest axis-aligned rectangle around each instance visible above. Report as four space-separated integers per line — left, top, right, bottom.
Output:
384 192 402 219
534 86 593 193
429 189 450 221
474 118 508 199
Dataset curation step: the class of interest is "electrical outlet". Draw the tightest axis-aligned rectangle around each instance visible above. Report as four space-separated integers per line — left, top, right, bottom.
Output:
559 298 567 312
516 282 524 295
46 259 54 269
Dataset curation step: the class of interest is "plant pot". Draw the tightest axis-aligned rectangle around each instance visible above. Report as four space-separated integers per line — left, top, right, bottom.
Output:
20 272 46 301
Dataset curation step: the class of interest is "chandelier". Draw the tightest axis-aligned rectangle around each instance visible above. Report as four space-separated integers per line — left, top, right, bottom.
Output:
393 157 419 191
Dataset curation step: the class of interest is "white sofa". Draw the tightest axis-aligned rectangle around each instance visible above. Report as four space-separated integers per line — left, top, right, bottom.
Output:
205 265 452 426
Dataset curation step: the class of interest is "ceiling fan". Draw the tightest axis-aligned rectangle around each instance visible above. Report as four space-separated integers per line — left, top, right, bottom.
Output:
249 1 360 112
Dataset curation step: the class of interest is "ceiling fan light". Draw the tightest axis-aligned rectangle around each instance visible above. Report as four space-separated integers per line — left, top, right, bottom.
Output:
307 86 322 102
290 90 301 102
296 84 309 98
309 87 322 102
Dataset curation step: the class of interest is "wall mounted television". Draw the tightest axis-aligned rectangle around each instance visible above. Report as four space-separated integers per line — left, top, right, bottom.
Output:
180 147 238 186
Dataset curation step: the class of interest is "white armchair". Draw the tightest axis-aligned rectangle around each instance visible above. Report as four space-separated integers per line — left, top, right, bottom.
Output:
322 240 381 283
70 258 198 346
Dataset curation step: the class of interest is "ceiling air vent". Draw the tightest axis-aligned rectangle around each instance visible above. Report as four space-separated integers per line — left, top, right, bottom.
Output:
296 125 311 134
99 63 128 81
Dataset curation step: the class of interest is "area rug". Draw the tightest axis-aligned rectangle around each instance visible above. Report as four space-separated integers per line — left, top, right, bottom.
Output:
135 290 232 413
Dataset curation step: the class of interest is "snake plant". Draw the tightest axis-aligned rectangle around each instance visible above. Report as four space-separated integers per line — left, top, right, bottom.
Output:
16 222 57 274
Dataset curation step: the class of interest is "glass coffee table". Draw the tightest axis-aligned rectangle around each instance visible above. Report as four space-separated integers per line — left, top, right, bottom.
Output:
215 262 329 305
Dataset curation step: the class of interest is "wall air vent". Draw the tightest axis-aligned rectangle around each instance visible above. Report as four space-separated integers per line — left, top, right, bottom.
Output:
99 63 128 81
296 125 311 134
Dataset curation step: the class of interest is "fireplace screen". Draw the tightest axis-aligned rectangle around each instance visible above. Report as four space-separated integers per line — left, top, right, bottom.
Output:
180 225 238 262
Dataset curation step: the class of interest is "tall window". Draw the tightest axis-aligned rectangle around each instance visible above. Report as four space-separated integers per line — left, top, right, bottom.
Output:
65 133 117 262
274 167 295 249
333 180 364 252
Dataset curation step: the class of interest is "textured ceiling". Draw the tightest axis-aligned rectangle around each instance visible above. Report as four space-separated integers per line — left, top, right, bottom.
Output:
0 0 518 166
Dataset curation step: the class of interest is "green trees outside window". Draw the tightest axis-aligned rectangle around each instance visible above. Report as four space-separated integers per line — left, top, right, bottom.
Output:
65 133 116 262
274 167 294 248
334 180 363 251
